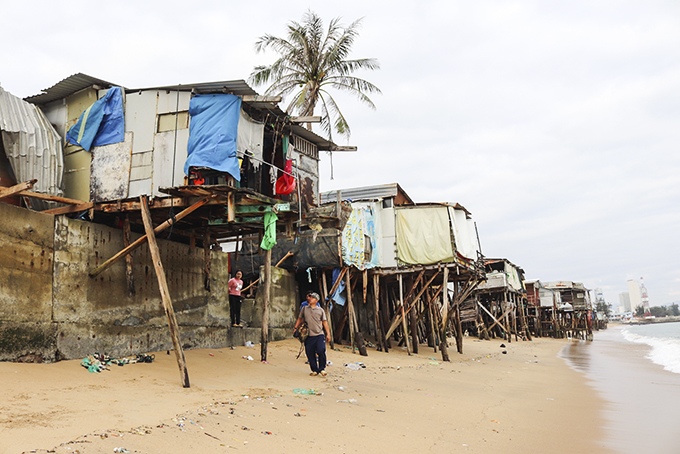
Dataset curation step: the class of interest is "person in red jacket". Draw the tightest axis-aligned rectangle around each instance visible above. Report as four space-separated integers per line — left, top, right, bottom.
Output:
228 270 244 327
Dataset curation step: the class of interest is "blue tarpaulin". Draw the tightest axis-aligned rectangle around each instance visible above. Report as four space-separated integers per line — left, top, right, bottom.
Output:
184 94 242 181
66 87 125 152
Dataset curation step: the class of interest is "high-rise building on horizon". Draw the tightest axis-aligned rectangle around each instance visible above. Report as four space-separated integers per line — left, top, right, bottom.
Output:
619 291 631 312
627 279 642 312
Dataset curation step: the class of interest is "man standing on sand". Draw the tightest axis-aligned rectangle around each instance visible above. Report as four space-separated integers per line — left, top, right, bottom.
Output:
294 292 331 377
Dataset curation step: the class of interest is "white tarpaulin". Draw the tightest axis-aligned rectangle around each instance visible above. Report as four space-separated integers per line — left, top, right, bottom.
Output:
396 206 454 265
449 207 479 260
237 109 264 170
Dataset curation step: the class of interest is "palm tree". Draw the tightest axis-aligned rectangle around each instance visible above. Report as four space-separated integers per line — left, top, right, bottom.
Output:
249 11 381 141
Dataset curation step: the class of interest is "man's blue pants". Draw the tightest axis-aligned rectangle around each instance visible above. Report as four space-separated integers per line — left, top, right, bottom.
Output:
304 334 327 373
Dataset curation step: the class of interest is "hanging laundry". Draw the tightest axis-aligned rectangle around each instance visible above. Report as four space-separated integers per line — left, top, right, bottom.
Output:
260 211 278 250
66 87 125 151
275 159 296 195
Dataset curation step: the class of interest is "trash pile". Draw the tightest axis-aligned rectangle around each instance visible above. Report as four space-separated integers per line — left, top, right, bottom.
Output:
80 352 155 373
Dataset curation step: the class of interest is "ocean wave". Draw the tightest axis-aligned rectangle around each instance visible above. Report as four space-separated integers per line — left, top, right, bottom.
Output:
621 328 680 375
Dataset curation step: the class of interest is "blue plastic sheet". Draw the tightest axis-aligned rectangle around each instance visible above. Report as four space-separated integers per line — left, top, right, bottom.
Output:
331 268 347 307
66 87 125 152
184 94 242 180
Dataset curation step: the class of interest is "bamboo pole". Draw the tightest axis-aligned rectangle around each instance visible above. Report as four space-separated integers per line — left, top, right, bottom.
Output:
139 195 189 388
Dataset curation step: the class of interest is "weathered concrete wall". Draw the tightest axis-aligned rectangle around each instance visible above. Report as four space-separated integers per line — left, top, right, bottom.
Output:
0 203 298 362
246 265 298 342
0 203 56 361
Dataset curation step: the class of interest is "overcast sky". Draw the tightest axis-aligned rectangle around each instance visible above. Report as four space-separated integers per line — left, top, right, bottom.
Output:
2 0 679 307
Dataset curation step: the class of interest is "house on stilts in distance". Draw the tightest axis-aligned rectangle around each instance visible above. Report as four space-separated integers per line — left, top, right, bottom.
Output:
232 183 487 361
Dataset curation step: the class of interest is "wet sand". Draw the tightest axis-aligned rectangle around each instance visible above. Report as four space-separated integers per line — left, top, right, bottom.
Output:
1 337 609 454
560 325 680 454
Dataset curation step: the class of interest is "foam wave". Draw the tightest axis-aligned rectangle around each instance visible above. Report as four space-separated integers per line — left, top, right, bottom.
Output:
622 328 680 374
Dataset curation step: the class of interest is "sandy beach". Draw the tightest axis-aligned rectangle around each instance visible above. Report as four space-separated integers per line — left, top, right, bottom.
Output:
0 337 610 454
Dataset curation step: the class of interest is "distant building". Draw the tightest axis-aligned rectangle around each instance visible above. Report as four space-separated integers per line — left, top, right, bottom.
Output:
627 279 642 313
619 292 631 312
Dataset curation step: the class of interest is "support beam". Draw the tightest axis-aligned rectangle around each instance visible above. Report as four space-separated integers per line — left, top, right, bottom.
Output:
290 116 321 123
372 274 386 352
320 269 335 350
0 179 37 200
89 196 212 277
41 202 94 215
139 195 190 388
17 190 85 205
399 274 411 355
242 95 281 103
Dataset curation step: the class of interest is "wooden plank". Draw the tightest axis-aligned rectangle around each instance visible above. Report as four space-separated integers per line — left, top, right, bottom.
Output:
242 95 281 103
290 116 321 123
17 190 85 205
261 248 272 362
89 196 211 277
139 195 190 388
0 179 37 200
41 202 94 215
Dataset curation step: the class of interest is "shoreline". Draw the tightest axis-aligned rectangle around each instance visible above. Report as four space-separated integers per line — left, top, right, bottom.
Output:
1 337 610 454
560 325 680 454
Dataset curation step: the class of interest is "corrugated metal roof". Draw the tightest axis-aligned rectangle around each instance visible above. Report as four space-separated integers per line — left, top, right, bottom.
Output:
0 86 63 197
319 183 413 204
24 73 119 105
129 79 258 97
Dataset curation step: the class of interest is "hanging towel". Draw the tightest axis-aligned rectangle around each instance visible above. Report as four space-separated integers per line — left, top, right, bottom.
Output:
260 211 278 250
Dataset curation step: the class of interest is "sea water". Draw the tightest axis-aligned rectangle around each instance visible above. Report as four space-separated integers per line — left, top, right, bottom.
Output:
560 324 680 454
621 322 680 374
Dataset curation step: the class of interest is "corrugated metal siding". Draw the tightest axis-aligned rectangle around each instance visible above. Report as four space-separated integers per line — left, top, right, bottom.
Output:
0 87 64 197
320 183 402 204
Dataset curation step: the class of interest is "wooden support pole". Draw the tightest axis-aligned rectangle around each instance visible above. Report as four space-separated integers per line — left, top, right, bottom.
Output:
346 271 367 355
139 195 189 388
425 289 437 351
261 248 272 362
123 216 135 297
362 269 368 305
372 274 387 352
440 267 450 362
320 269 335 350
453 282 463 354
90 197 211 277
203 226 211 291
399 274 412 355
410 294 419 354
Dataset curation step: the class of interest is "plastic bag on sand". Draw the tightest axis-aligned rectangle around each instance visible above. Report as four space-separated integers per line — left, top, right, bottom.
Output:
293 388 316 395
245 341 255 347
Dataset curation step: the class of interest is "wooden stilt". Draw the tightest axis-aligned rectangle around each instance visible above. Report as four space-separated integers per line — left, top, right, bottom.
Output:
346 271 367 355
261 248 271 362
320 269 335 350
123 216 135 297
439 267 450 362
362 269 368 305
204 226 211 291
410 295 419 354
398 274 411 355
372 274 387 352
380 280 392 349
139 195 189 388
